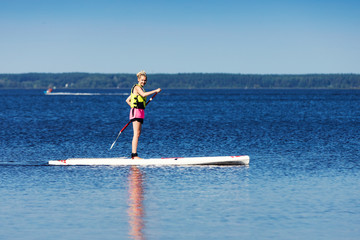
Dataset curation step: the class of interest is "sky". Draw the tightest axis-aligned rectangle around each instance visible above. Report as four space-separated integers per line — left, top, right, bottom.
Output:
0 0 359 74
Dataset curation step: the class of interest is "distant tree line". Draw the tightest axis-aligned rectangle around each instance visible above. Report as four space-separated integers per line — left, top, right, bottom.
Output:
0 72 359 89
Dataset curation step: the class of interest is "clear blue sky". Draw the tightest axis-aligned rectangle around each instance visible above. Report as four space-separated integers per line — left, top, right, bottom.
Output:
1 0 359 74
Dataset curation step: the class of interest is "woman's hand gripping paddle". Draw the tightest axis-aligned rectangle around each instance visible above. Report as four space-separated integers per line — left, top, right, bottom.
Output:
109 92 159 150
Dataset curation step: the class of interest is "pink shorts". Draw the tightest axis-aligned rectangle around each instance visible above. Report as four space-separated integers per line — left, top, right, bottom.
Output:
129 108 145 120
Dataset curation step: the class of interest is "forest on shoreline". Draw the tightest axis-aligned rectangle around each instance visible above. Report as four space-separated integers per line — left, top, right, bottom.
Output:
1 73 360 89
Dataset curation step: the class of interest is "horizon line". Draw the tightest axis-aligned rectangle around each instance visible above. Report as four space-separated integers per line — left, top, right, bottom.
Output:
1 72 359 75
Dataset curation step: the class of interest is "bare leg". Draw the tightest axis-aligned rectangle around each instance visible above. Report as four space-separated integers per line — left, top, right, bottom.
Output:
132 121 142 159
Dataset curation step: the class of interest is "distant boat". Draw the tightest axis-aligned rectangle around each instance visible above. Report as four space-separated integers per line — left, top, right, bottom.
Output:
44 88 53 94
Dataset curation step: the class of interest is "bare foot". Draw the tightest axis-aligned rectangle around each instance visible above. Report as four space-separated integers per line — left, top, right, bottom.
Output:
132 156 143 160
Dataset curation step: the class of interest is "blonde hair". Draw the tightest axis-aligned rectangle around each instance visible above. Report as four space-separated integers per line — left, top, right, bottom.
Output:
136 70 147 79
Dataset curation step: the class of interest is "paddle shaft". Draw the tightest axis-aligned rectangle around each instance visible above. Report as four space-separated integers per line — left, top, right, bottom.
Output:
109 92 158 150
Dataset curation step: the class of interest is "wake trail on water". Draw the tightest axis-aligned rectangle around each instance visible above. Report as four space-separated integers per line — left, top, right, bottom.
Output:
45 92 129 96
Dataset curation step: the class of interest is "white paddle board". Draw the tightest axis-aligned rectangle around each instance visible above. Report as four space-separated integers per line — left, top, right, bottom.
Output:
48 155 249 166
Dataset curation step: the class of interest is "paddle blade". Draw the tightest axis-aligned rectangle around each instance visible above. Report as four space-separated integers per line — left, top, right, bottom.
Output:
109 129 124 150
109 141 116 150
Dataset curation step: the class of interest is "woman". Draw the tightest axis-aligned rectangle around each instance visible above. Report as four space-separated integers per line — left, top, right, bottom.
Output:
126 71 161 159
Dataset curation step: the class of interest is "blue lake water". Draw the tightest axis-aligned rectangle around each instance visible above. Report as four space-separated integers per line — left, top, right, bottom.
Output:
1 89 359 239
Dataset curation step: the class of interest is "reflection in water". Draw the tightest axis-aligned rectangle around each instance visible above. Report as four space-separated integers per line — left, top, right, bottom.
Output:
128 166 145 240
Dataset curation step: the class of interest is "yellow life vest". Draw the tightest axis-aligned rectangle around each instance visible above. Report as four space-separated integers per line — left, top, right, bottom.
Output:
130 84 147 109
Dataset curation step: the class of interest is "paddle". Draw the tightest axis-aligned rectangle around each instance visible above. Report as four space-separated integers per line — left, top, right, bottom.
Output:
109 92 159 150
